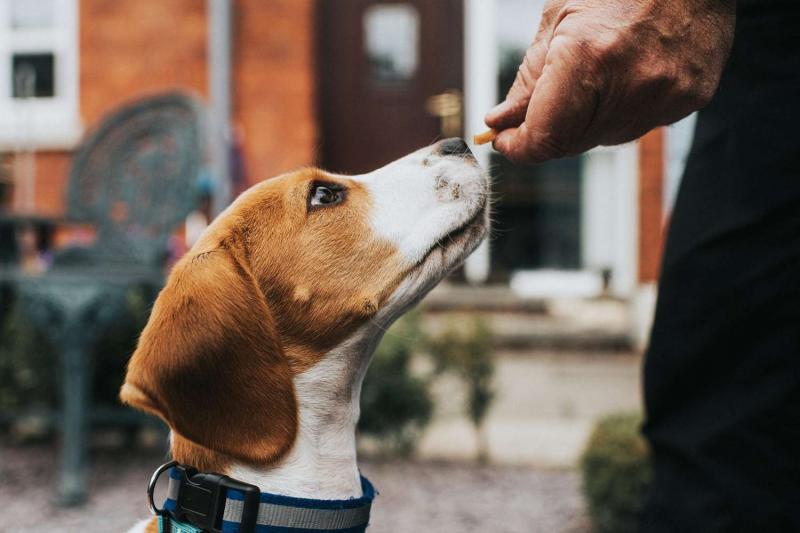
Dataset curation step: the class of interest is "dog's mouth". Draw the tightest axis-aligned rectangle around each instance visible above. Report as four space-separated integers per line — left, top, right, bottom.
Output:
374 187 490 322
414 196 488 272
438 201 487 251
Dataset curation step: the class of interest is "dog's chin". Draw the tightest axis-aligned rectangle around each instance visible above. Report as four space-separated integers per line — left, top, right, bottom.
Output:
377 199 489 324
414 200 488 279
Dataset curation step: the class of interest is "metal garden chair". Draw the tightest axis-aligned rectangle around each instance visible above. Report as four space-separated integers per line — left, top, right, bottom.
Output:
15 91 205 505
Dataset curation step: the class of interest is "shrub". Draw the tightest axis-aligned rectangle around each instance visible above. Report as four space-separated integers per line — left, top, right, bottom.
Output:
0 302 58 413
428 315 495 462
0 287 150 417
358 312 433 456
581 412 652 533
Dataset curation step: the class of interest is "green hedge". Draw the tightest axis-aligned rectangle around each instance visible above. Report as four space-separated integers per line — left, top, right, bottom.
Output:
581 412 652 533
0 288 150 416
427 315 494 462
0 303 58 413
358 312 433 456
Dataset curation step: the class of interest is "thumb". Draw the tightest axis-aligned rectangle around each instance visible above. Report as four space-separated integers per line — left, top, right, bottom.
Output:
493 43 598 163
485 99 524 131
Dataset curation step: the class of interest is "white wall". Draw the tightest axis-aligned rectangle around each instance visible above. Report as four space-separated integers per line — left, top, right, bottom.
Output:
463 0 498 284
496 0 544 51
581 145 639 298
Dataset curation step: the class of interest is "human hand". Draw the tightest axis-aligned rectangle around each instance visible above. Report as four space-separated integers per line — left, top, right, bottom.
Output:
485 0 736 163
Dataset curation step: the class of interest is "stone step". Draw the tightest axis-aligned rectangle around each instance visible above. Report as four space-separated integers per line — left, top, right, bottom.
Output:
421 290 634 352
416 350 642 467
422 284 547 313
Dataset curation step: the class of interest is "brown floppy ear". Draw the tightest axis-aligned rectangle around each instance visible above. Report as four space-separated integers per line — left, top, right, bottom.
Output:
120 241 297 466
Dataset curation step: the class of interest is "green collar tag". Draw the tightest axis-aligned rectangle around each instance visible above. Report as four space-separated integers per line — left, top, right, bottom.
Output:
158 515 204 533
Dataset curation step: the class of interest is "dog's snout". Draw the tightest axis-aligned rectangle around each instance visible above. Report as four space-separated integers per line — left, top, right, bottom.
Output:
436 138 473 158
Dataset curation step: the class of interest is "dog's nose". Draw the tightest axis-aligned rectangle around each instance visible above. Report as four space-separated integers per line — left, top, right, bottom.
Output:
436 138 473 158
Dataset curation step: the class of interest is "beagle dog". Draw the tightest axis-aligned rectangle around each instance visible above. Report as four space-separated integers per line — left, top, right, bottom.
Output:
122 138 489 532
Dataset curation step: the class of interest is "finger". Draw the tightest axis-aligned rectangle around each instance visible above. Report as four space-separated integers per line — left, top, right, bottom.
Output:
485 35 549 131
484 99 525 132
492 123 540 163
493 39 599 164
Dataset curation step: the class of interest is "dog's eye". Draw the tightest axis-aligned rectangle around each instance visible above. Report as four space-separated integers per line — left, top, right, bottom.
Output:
310 184 343 207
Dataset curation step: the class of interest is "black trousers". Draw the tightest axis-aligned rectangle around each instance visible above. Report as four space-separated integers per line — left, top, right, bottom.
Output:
640 2 800 532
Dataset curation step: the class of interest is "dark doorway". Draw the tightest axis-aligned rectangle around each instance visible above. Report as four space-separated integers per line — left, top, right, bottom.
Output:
317 0 464 174
488 49 583 281
490 154 583 280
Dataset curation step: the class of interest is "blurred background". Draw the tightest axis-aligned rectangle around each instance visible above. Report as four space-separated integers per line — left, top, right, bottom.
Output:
0 1 696 531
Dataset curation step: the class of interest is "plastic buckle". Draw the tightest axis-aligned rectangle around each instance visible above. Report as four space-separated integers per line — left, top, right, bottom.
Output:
149 461 260 533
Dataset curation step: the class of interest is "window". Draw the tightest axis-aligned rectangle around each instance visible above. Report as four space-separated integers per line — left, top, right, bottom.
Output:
363 4 419 85
13 53 55 97
0 0 80 148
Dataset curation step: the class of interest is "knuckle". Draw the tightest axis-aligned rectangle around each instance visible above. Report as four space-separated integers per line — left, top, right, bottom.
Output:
644 67 678 94
516 62 534 88
674 58 721 108
684 90 712 110
541 0 565 26
548 17 619 76
693 80 719 106
549 33 605 74
559 22 620 65
637 62 708 108
525 129 568 162
675 74 717 110
587 35 619 64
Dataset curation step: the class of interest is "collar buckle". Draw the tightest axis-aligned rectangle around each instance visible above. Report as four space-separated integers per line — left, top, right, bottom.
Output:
151 462 260 533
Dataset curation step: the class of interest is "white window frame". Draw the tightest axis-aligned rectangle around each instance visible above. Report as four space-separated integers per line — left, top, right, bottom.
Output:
0 0 81 149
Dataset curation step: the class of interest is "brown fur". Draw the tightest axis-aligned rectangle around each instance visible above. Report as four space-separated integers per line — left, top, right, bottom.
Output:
121 169 406 472
144 517 159 533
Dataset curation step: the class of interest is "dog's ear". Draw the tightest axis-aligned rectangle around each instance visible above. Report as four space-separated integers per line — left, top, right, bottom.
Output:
120 240 297 466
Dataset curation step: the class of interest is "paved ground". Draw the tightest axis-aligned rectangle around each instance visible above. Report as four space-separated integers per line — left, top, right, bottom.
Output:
0 442 588 533
417 349 641 467
412 293 644 468
1 295 633 532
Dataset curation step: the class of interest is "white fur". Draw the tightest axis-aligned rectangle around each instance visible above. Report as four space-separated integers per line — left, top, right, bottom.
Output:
231 144 489 500
230 327 378 499
352 145 488 266
127 519 151 533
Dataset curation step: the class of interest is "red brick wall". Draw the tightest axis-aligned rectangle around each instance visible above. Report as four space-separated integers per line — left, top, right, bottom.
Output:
638 128 665 283
233 0 317 183
26 0 316 215
80 0 209 126
26 0 207 216
30 152 72 216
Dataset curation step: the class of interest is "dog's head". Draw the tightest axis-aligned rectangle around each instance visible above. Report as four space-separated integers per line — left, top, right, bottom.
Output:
121 138 489 468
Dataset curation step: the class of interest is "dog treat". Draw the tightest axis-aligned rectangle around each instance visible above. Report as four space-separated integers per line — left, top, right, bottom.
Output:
473 129 497 145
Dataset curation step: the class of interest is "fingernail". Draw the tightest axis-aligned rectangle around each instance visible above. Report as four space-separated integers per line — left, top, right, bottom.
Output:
486 100 510 121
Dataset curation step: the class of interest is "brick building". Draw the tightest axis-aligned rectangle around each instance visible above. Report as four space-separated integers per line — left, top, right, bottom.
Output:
1 0 682 335
2 0 316 216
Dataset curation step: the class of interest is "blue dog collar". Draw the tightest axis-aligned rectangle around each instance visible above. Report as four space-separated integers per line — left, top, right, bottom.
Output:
153 462 376 533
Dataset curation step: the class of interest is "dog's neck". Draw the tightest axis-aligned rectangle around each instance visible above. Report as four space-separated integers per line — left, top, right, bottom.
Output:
226 326 382 500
